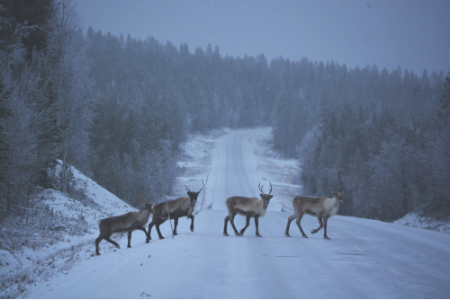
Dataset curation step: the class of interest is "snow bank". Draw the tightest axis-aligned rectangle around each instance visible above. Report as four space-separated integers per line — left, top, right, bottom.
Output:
394 211 450 234
0 162 135 298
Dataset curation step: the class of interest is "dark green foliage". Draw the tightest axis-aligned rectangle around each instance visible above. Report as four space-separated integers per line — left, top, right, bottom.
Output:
292 67 449 221
84 31 279 205
1 0 55 60
0 81 12 217
0 0 84 217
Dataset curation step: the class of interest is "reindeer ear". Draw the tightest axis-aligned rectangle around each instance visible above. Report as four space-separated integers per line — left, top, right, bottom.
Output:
260 193 264 198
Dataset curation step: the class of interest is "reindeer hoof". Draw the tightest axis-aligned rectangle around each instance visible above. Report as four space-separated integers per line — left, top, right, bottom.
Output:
223 232 229 236
324 236 331 240
256 234 262 237
285 233 291 237
127 245 131 248
302 235 309 238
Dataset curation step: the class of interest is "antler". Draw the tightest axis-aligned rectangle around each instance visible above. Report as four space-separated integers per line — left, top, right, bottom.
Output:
258 181 272 195
198 181 204 193
198 176 208 193
186 176 209 194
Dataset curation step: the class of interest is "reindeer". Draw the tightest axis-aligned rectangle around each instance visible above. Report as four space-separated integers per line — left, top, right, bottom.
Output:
147 180 205 240
285 182 346 239
224 182 273 237
95 202 153 255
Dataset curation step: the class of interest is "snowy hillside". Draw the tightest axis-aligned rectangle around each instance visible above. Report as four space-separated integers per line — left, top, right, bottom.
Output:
1 127 450 298
0 162 134 298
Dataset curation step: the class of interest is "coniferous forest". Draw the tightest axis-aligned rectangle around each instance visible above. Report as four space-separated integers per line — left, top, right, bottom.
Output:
1 0 449 222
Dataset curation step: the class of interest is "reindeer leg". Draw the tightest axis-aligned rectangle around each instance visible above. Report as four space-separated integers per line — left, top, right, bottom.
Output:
285 214 297 237
229 214 240 236
323 217 330 239
155 222 165 239
95 235 103 255
105 235 120 249
312 216 324 234
295 214 308 238
224 215 230 236
189 215 195 232
127 230 133 248
254 215 261 237
134 226 150 243
147 222 155 242
240 214 251 236
173 218 178 236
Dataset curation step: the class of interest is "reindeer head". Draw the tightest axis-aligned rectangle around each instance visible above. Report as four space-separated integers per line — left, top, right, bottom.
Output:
142 202 154 212
185 179 206 206
138 195 154 212
332 191 346 204
258 182 273 206
331 181 346 204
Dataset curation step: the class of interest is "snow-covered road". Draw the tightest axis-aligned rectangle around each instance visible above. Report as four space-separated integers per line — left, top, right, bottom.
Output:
208 127 278 210
26 128 450 298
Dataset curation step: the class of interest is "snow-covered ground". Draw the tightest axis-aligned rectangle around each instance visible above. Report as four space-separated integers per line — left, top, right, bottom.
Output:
394 210 450 234
2 127 450 298
0 163 134 298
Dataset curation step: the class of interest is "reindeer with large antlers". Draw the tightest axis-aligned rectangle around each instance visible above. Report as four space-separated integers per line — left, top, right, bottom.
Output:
285 181 346 239
147 179 206 240
223 182 274 237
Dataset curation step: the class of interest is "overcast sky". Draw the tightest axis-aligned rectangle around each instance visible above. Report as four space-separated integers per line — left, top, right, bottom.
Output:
74 0 450 76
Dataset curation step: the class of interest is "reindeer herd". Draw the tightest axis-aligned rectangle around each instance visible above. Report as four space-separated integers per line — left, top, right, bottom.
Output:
95 181 346 255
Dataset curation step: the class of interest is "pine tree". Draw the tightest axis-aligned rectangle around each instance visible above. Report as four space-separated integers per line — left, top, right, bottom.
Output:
0 81 12 217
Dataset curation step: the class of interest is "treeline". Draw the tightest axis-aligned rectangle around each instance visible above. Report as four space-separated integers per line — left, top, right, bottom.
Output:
0 0 277 218
277 63 450 221
1 0 92 218
83 29 280 205
90 31 449 221
1 0 448 223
